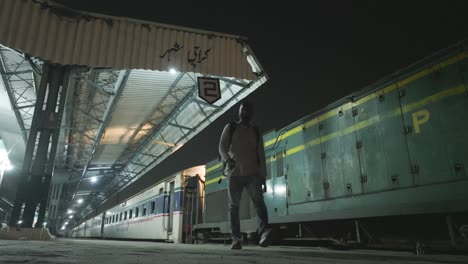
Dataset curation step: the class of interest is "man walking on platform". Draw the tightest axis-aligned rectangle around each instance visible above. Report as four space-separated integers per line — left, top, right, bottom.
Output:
219 101 272 250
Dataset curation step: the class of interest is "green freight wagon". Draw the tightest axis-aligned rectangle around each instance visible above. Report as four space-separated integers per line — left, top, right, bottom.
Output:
194 41 468 250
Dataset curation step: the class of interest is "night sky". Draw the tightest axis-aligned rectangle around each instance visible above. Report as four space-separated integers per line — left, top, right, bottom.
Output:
7 1 468 207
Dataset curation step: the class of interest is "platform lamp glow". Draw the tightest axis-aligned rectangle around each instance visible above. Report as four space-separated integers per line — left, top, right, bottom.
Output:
0 138 13 189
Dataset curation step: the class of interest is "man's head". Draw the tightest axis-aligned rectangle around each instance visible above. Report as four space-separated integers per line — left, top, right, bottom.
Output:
238 101 254 123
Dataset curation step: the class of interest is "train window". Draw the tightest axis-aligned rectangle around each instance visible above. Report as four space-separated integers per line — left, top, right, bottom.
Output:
135 207 139 217
112 215 115 223
159 188 163 195
120 212 123 221
124 211 127 220
142 205 147 216
129 209 133 219
151 201 155 214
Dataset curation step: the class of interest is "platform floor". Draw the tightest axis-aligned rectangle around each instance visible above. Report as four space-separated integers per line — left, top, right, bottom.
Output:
0 238 467 264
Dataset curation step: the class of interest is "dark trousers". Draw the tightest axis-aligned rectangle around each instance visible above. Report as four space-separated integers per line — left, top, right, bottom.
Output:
228 176 269 240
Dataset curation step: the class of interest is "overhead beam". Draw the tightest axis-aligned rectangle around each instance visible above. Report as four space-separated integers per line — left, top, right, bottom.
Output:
70 70 130 203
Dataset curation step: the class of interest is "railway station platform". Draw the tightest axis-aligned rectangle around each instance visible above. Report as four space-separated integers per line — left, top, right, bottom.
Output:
0 239 467 264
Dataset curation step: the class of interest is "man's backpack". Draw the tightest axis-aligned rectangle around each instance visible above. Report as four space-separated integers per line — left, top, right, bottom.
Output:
221 122 261 172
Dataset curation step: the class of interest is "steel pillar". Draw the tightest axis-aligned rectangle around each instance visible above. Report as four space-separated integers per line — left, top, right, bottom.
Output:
9 64 70 228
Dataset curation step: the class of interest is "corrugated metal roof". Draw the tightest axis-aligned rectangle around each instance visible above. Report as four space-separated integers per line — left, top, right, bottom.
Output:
0 0 259 80
93 70 179 164
0 0 269 227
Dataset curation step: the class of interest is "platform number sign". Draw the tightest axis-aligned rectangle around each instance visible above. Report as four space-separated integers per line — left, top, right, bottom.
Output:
198 77 221 104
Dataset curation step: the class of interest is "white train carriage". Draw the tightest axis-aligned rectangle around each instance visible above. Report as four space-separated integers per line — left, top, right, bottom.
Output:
102 166 204 243
71 221 86 238
85 214 103 238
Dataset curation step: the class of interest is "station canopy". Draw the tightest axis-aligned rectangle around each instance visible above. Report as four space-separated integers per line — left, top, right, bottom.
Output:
0 0 267 221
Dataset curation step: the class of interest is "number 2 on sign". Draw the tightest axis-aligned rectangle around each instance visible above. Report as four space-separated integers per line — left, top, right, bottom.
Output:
203 81 218 97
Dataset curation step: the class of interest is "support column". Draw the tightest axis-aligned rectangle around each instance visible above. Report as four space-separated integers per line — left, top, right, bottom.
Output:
9 64 70 228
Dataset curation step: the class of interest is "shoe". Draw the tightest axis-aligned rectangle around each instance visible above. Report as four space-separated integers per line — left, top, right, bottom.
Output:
259 228 272 247
231 239 242 250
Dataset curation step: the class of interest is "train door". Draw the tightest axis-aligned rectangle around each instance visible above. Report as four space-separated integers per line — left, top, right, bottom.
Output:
100 212 106 239
272 139 288 217
337 103 363 196
285 120 309 205
398 66 455 186
167 181 175 236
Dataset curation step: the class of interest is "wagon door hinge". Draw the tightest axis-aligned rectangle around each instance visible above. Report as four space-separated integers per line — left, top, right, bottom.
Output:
399 89 406 98
403 125 413 134
379 94 385 102
360 175 368 183
323 181 329 191
356 140 363 149
410 164 420 174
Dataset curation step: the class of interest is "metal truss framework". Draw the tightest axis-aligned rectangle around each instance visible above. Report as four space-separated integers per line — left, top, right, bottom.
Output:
0 45 38 143
58 70 129 217
81 74 251 217
1 53 262 227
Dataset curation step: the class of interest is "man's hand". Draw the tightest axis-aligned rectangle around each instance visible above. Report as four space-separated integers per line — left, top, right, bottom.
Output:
226 158 236 170
261 179 267 193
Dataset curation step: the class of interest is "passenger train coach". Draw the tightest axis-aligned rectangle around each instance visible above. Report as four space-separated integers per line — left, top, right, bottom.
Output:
70 166 204 243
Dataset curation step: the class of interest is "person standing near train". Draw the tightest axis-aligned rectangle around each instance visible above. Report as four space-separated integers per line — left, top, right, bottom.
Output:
218 101 272 250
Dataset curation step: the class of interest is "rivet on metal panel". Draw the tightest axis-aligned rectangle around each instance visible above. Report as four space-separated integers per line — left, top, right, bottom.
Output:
352 107 358 117
399 89 406 97
321 152 326 159
356 140 363 149
379 94 385 102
